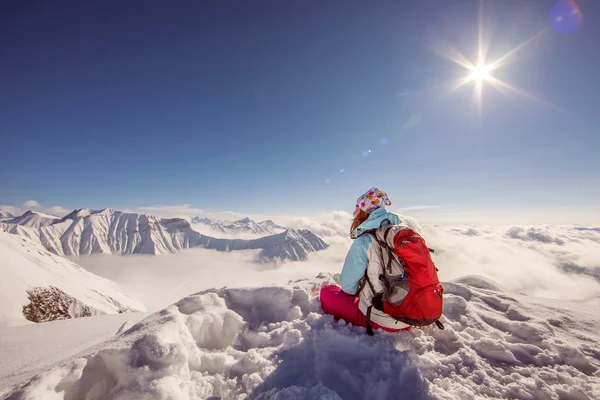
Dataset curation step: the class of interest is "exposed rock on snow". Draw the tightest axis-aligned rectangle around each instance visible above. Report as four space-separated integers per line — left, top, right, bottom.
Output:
1 209 327 261
4 274 599 399
21 286 135 324
22 287 94 323
0 231 145 326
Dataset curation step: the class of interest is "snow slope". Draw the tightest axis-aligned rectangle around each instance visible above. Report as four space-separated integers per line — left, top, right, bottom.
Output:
0 312 148 392
0 231 145 327
192 216 286 236
1 209 328 261
3 274 599 399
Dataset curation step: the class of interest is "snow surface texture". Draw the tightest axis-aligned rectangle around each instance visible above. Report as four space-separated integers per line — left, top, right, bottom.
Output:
191 216 286 237
0 231 145 327
1 209 328 261
3 274 599 400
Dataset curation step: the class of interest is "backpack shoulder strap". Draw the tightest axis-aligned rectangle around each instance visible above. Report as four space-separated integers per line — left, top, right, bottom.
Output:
359 228 390 250
357 226 396 337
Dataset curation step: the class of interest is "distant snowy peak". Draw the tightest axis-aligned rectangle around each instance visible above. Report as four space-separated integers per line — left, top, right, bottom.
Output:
259 219 286 230
270 228 329 260
191 216 216 225
197 227 329 261
191 216 287 235
55 207 98 222
2 208 327 261
0 231 144 326
0 209 15 220
3 210 59 228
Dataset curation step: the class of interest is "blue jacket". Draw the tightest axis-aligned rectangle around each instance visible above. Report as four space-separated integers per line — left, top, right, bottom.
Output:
340 208 401 295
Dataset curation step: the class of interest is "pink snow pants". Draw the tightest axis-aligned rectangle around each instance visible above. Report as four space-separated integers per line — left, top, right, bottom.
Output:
319 285 406 333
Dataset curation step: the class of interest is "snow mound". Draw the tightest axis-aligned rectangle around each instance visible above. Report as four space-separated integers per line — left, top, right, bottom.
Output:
4 274 600 399
0 231 145 326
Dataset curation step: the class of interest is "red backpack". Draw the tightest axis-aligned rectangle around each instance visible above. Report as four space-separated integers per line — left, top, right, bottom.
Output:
360 225 444 335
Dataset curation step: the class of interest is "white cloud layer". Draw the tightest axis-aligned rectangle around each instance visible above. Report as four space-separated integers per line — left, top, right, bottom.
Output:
76 211 600 313
44 206 71 216
77 246 345 311
424 224 600 302
21 200 40 209
0 205 23 216
132 204 253 222
0 203 71 218
277 211 353 238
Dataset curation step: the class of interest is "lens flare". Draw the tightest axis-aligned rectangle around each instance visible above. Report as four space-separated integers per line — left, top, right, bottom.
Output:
549 0 583 32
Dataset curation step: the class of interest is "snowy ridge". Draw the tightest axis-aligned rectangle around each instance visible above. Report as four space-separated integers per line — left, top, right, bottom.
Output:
2 211 58 229
192 216 287 236
1 209 328 261
197 228 328 261
3 274 599 399
0 209 14 221
0 231 145 327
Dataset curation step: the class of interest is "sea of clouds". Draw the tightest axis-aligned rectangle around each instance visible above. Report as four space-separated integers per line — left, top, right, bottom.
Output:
76 211 600 312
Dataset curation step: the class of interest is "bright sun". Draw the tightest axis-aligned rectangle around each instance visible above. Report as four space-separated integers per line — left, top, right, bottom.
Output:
468 63 491 83
431 2 558 116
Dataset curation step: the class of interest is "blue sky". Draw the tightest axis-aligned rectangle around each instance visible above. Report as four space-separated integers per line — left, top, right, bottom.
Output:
1 0 599 223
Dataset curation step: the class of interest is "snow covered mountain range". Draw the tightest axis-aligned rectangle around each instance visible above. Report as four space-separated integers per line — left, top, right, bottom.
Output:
191 216 286 236
0 231 145 327
1 209 327 261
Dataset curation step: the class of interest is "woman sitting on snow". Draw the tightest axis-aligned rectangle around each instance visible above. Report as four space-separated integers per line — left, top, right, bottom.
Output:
320 187 411 333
